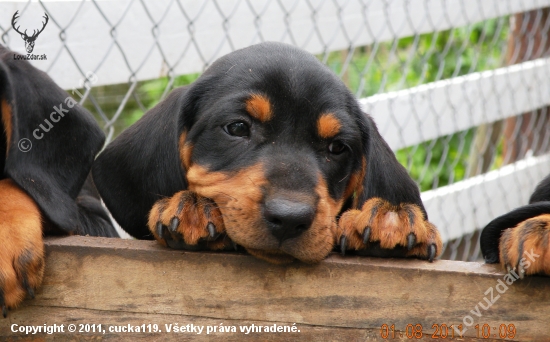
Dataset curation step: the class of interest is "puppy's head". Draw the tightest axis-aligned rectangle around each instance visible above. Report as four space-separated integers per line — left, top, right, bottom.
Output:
178 42 367 263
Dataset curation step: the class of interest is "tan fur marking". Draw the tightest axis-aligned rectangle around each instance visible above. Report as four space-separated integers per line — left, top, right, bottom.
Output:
245 94 272 122
499 214 550 275
0 179 44 309
317 113 341 139
186 166 340 263
179 132 193 169
343 157 367 208
187 163 270 255
2 99 13 154
148 198 169 247
336 197 442 259
148 191 227 250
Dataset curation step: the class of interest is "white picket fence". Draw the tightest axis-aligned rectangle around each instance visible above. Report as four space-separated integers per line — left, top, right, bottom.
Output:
1 0 549 245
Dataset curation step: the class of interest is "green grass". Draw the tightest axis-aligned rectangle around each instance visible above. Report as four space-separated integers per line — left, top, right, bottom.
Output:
320 18 509 191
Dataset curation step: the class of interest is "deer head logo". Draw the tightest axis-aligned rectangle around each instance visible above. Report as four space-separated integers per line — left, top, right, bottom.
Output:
11 11 49 54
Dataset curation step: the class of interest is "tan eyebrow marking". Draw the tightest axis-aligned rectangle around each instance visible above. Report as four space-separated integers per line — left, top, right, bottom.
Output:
245 94 273 122
317 113 341 139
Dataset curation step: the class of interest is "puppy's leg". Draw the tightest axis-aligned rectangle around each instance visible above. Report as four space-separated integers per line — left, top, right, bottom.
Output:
499 214 550 277
337 198 442 261
148 191 231 250
0 179 44 317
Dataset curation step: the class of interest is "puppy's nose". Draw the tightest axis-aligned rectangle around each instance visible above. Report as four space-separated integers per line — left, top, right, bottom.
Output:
264 198 315 242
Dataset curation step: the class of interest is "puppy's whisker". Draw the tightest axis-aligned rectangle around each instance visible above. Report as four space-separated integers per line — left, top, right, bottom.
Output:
245 175 258 187
338 174 349 183
211 191 237 201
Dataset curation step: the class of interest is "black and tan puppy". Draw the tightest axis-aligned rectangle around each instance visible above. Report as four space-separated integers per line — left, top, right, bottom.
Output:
93 42 442 264
481 175 550 276
0 45 117 316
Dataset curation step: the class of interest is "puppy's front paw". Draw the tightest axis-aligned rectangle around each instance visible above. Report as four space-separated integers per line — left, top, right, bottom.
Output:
499 214 550 277
148 191 230 250
337 198 442 261
0 180 45 317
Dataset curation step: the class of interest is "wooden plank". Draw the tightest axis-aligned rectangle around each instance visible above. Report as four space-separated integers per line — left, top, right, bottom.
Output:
362 58 550 151
422 153 550 242
1 0 549 89
1 236 549 341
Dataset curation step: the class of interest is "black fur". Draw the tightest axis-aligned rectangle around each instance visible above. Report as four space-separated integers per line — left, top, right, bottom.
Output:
0 44 117 237
91 88 187 239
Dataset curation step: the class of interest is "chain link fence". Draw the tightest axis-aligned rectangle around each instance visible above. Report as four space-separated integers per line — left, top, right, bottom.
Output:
2 0 549 261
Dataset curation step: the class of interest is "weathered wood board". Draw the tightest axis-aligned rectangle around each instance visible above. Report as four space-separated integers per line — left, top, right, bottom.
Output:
1 236 549 341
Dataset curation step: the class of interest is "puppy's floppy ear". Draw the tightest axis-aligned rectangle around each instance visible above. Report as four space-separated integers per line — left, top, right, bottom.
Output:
92 85 199 239
0 48 105 234
350 108 426 216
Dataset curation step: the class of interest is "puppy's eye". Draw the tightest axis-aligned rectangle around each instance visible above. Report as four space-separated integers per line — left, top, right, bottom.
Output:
328 140 347 155
224 121 250 137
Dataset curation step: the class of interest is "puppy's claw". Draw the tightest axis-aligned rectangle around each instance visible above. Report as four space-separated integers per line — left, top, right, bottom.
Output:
407 233 416 250
22 276 34 299
517 263 525 279
156 222 164 239
165 232 187 250
207 222 216 238
232 241 239 251
340 236 347 256
362 227 371 245
427 244 436 262
169 217 179 233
